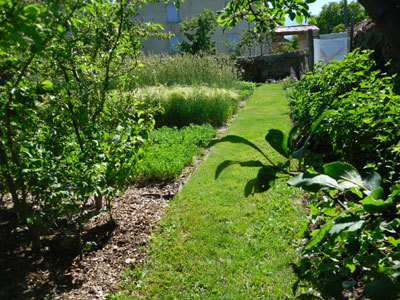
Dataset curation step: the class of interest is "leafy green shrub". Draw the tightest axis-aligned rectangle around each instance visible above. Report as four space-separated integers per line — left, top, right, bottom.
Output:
134 86 241 127
178 9 217 55
210 115 400 299
288 50 400 184
238 80 257 99
139 124 216 181
0 0 160 255
126 53 241 89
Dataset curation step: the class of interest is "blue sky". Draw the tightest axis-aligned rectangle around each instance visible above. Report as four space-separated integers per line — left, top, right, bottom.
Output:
285 0 357 25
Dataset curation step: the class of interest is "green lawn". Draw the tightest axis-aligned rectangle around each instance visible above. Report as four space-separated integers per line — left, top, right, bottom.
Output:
114 84 306 299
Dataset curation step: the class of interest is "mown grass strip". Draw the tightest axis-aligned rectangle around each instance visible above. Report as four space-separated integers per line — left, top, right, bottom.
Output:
116 84 306 299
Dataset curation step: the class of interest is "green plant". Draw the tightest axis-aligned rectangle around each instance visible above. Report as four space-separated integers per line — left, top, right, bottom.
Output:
219 0 316 33
315 1 368 34
0 0 169 256
238 81 257 99
225 29 273 57
133 86 242 127
209 111 400 299
125 54 240 91
109 84 307 299
288 50 400 184
178 9 218 55
126 53 241 89
139 124 216 181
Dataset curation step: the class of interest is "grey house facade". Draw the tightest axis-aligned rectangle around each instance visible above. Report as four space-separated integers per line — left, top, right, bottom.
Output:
135 0 250 55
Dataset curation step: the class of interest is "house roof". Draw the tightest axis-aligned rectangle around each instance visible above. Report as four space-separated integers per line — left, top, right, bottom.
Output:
274 25 319 35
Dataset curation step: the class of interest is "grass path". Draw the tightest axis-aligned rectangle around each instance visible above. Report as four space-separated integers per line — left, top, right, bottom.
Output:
117 84 306 299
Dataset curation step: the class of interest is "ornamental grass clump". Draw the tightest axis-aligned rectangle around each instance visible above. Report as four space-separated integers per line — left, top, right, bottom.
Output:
134 86 241 127
126 53 241 89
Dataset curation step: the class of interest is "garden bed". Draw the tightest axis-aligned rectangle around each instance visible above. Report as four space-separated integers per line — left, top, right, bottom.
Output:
0 93 248 300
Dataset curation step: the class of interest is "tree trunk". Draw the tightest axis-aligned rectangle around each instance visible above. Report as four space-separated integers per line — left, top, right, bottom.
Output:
358 0 400 58
94 194 102 210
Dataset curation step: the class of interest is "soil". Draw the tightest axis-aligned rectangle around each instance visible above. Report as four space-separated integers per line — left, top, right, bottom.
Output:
0 180 177 300
0 114 236 300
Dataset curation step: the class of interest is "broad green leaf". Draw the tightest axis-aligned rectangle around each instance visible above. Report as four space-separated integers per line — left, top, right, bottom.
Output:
23 4 41 16
361 187 393 213
291 146 304 160
306 223 333 248
362 172 382 194
322 162 363 190
265 129 289 158
329 220 364 235
215 160 265 179
41 80 53 89
287 173 340 192
207 135 267 159
295 14 303 25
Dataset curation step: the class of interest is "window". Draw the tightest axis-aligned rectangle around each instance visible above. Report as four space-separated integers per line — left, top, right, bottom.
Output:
228 34 239 46
169 36 181 53
166 4 179 23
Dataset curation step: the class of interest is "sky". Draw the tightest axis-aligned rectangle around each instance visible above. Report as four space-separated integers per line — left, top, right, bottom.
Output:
285 0 358 26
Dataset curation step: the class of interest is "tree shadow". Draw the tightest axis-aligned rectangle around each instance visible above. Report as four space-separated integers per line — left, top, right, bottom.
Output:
0 205 116 299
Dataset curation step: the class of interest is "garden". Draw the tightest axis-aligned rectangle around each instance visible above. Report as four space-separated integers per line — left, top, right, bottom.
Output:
1 0 400 299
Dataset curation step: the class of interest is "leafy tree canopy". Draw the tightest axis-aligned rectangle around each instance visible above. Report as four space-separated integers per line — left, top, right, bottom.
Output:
179 9 218 55
219 0 316 33
315 1 368 34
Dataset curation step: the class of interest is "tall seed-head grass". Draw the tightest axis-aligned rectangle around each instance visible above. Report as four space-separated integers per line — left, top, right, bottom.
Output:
126 53 241 89
133 86 241 127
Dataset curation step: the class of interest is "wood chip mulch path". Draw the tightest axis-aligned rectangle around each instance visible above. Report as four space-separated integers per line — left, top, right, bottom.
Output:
0 127 233 300
0 96 246 300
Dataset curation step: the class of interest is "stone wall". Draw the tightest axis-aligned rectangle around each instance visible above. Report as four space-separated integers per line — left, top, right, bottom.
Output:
236 50 307 82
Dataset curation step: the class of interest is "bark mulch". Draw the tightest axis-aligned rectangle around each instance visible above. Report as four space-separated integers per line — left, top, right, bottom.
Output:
0 103 238 300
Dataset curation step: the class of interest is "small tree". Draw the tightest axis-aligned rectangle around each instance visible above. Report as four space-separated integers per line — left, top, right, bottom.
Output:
179 9 218 55
226 29 272 56
315 2 368 34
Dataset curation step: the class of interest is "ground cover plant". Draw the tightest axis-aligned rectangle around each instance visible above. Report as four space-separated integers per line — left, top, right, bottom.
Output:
138 124 217 181
109 84 307 299
127 53 240 89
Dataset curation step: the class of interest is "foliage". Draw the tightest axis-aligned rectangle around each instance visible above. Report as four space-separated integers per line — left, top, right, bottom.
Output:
132 86 242 127
108 84 306 300
237 80 257 99
292 173 400 300
138 124 216 181
0 0 170 255
126 53 241 89
315 1 368 34
291 35 299 50
178 9 218 55
288 50 400 184
210 110 400 299
225 29 273 57
332 23 345 33
219 0 316 33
